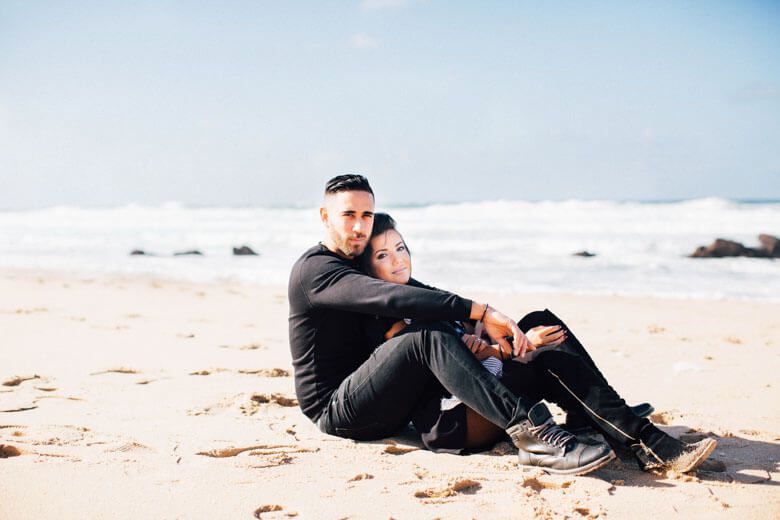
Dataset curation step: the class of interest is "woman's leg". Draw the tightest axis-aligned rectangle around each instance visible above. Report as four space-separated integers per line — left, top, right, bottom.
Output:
463 360 546 451
518 309 608 381
501 350 715 472
518 309 653 427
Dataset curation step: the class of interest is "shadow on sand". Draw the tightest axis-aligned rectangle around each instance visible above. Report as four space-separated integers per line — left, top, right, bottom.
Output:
384 422 778 490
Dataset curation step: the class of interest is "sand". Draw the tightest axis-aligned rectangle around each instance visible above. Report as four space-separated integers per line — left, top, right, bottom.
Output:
1 268 778 519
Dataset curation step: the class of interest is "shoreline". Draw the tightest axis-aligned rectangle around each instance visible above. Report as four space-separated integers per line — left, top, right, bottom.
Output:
1 269 778 519
2 266 778 305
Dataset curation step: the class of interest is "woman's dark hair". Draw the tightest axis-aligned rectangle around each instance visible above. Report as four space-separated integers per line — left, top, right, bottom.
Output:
324 174 374 197
359 212 409 274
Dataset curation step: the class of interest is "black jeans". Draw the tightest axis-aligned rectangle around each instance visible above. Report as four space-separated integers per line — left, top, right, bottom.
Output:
318 322 537 441
506 309 650 447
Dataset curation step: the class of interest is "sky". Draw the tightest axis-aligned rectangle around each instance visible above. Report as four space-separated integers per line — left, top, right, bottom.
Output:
1 1 779 209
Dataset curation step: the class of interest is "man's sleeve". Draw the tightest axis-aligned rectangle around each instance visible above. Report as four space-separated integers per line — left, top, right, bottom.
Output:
301 255 472 321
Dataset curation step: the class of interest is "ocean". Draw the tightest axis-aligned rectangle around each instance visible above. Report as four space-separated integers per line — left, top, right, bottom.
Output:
1 198 778 301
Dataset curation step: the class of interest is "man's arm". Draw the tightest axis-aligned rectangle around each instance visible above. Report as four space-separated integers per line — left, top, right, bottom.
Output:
301 254 472 321
300 251 531 357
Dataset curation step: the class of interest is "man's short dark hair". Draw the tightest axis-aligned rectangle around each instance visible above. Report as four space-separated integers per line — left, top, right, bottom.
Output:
324 174 374 197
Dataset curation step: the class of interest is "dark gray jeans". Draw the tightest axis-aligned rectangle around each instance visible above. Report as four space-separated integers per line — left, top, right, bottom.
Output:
317 322 535 440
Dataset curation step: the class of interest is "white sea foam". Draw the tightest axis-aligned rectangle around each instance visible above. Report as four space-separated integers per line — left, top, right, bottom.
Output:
1 198 778 301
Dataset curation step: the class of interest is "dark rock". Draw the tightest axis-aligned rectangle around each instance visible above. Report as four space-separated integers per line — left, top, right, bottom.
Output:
233 245 259 256
573 251 596 257
759 234 780 257
690 238 747 258
690 238 771 258
130 249 147 256
173 250 204 256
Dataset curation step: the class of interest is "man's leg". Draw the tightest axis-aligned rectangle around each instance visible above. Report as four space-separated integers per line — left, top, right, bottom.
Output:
321 324 535 439
320 324 614 475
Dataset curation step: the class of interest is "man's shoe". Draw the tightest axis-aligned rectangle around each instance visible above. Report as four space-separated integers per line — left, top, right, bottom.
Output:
507 403 615 476
632 423 717 473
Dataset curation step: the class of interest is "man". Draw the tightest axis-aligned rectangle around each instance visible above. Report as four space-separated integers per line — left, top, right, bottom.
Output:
288 174 614 475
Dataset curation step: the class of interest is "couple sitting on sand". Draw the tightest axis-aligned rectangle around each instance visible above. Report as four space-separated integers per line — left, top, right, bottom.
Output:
288 174 716 476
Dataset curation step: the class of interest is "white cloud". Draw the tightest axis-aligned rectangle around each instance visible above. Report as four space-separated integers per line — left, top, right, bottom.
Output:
350 33 378 50
360 0 408 11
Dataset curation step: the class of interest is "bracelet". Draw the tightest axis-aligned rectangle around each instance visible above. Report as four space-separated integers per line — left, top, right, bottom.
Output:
479 303 489 322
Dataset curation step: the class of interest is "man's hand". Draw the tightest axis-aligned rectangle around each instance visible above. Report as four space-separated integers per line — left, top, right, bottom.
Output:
479 305 533 359
526 325 567 348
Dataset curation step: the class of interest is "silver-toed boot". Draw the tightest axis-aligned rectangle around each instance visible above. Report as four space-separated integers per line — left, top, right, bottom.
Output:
507 402 615 476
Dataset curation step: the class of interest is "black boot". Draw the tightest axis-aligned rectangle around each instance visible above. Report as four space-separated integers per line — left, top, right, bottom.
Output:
564 402 655 434
507 403 615 476
632 423 717 473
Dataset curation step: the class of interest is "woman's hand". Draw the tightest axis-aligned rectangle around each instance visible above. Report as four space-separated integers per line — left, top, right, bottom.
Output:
526 325 567 348
383 320 408 340
461 334 490 356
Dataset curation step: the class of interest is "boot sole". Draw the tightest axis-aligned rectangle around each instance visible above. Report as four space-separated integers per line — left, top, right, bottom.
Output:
673 438 717 473
524 450 616 476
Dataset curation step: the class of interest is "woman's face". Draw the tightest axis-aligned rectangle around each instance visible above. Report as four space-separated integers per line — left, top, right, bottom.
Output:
368 229 412 285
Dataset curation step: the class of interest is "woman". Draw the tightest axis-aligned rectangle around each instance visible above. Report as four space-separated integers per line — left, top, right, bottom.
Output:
359 213 716 473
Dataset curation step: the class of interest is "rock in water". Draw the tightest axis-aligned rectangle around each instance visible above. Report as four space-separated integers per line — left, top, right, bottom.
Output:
233 245 259 256
759 234 780 257
173 250 204 256
690 238 771 258
690 239 747 258
573 250 596 257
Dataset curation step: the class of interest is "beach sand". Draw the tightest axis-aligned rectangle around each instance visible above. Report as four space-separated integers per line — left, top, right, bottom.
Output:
1 269 778 519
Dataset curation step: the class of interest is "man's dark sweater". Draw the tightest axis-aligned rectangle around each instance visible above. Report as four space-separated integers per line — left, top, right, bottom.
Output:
288 244 473 422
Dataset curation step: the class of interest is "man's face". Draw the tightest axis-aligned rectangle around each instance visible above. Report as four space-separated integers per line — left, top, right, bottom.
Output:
320 190 375 259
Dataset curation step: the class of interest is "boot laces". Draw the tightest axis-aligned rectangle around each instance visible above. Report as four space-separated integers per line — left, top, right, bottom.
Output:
529 419 574 449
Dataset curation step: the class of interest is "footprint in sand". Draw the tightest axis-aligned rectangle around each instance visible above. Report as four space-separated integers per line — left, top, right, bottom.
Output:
238 368 290 377
384 444 419 455
348 473 374 482
110 441 155 454
90 368 140 375
414 478 481 499
219 342 264 351
0 395 38 412
3 307 48 315
520 474 573 492
189 369 229 376
0 444 22 458
197 444 316 458
243 393 298 411
2 375 41 387
253 505 284 518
